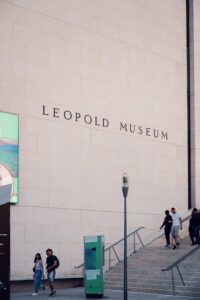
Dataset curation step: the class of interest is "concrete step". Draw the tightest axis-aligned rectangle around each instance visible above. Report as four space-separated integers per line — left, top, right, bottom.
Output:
110 263 200 270
105 275 200 285
105 281 200 292
106 267 200 275
106 280 200 289
106 284 200 297
108 265 200 273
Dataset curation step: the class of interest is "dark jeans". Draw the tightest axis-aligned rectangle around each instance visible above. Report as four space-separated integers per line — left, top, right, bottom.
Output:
189 227 195 244
165 227 171 245
194 226 200 244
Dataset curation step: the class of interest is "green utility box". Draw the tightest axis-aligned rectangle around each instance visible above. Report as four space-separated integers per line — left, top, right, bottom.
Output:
84 235 104 298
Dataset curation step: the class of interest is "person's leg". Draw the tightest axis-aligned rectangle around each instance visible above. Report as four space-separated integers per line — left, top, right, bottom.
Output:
33 275 37 293
33 271 40 294
164 228 168 245
172 227 180 249
196 226 199 244
37 270 43 290
47 272 53 292
171 227 175 246
49 282 55 291
166 228 170 245
194 226 200 244
174 235 179 245
51 270 56 295
193 228 197 244
47 271 56 296
39 280 45 291
189 228 195 244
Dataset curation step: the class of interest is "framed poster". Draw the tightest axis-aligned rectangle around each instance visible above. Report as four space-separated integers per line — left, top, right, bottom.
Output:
0 112 19 204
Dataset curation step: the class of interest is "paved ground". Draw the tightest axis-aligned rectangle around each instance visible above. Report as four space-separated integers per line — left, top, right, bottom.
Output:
11 287 200 300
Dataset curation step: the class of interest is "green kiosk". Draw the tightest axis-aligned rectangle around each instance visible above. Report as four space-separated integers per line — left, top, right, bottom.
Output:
84 235 104 298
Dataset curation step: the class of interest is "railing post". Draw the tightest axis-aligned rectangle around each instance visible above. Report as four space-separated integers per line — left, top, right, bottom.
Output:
136 231 144 248
176 265 185 286
133 232 136 253
112 246 121 263
109 248 111 270
171 268 175 296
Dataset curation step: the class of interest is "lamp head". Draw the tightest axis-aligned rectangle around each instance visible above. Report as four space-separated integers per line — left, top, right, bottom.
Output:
122 173 129 198
122 173 129 188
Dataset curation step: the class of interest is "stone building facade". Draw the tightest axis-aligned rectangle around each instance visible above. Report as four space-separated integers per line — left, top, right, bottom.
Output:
0 0 199 280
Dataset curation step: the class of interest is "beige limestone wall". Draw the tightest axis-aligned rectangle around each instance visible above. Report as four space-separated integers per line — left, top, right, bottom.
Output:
0 0 190 279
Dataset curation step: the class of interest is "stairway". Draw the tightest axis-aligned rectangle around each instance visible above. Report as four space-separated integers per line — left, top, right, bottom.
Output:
105 237 200 297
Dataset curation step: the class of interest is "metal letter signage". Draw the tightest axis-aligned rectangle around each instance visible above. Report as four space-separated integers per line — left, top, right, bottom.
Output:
42 105 168 141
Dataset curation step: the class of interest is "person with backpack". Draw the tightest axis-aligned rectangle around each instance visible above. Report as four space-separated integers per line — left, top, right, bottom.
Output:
46 249 59 297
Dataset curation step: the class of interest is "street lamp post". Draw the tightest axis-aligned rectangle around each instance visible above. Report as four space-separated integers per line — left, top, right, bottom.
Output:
122 173 129 300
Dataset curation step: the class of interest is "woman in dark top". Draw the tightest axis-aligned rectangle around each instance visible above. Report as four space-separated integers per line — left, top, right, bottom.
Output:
160 210 172 247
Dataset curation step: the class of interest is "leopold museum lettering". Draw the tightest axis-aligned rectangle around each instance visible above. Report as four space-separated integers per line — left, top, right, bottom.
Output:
42 105 168 141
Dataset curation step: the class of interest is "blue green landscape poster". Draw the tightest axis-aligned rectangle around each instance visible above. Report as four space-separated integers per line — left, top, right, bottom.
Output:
0 112 19 204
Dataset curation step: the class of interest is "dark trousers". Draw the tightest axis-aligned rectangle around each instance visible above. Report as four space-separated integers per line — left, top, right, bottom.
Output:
194 226 200 244
165 227 171 245
189 227 195 244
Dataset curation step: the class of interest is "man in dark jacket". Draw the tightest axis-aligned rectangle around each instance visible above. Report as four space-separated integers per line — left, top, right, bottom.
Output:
192 208 200 244
189 210 196 245
160 210 172 247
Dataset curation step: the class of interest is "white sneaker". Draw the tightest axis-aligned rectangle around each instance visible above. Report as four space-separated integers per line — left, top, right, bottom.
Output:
32 292 38 296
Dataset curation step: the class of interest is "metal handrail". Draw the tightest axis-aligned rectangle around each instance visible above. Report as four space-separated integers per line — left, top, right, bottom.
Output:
105 227 144 270
105 227 144 251
74 227 145 271
162 245 200 295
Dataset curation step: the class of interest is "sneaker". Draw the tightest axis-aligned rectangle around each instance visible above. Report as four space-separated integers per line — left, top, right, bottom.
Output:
173 245 176 250
48 291 56 297
32 292 38 296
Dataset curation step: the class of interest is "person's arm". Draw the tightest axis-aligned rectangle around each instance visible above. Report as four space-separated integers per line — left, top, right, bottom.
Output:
190 217 194 228
179 217 182 230
168 216 173 223
160 219 165 229
40 261 44 276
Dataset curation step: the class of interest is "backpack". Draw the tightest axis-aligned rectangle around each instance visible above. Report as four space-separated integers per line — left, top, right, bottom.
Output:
54 256 60 269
